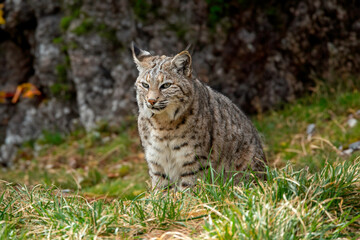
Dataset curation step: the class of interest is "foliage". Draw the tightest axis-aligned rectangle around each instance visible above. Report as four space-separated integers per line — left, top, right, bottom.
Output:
96 23 120 46
254 77 360 172
206 0 230 29
56 64 67 82
167 23 188 41
72 18 94 35
59 0 82 32
49 63 75 100
1 78 360 238
205 0 286 30
51 36 76 100
1 158 359 239
131 0 151 21
2 119 146 198
60 16 73 31
0 83 41 104
0 3 5 25
65 0 82 18
38 130 65 146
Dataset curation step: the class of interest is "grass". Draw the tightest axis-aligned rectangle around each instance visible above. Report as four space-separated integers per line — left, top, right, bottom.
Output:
1 159 359 239
254 78 360 171
0 78 360 238
2 118 147 198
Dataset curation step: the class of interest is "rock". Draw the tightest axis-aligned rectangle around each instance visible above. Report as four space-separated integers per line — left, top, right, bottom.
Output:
28 0 61 18
0 99 77 165
306 123 316 138
33 14 64 90
0 144 16 167
306 123 316 135
347 118 358 128
342 148 354 156
1 0 360 166
349 141 360 150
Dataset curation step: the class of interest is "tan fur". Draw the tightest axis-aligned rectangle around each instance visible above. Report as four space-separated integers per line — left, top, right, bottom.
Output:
131 43 267 190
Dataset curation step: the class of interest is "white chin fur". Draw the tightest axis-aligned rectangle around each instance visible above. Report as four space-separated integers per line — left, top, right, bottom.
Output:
143 105 165 118
143 102 181 120
150 108 166 114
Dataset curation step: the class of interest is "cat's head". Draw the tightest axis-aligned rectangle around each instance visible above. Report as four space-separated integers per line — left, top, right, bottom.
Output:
131 42 194 119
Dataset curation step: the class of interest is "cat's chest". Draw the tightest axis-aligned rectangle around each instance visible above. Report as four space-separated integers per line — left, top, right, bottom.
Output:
148 128 187 154
146 128 190 179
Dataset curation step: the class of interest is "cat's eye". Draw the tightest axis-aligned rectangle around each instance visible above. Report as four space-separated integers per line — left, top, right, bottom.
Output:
141 82 149 89
160 83 171 89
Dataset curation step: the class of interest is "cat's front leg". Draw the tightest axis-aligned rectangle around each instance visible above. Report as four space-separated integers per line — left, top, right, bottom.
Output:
145 150 172 189
177 155 209 191
148 165 171 190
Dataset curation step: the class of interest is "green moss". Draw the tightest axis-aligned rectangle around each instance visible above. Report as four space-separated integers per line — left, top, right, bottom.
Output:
65 54 71 66
131 0 151 21
71 8 81 18
51 64 75 101
72 18 94 35
68 41 78 50
167 23 187 41
99 28 118 44
60 16 73 31
21 139 36 149
95 23 120 45
52 37 64 44
60 44 68 52
38 130 65 146
50 83 71 98
56 64 67 82
205 0 286 30
51 35 76 101
52 37 70 53
95 120 110 133
59 0 82 33
96 23 107 31
206 0 230 29
66 0 82 17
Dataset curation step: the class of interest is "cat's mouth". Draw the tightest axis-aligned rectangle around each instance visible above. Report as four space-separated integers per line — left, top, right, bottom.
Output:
149 105 166 111
146 102 167 113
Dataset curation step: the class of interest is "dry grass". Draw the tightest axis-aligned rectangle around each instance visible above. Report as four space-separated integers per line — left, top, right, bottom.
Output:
1 78 360 239
1 158 360 239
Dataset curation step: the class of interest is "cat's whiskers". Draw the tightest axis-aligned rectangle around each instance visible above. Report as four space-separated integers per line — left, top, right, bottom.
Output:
132 42 267 191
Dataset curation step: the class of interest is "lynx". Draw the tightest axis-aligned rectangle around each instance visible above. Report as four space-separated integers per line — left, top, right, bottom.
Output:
131 42 267 190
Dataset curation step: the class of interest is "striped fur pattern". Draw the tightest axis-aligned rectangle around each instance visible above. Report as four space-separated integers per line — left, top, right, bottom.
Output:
131 43 267 190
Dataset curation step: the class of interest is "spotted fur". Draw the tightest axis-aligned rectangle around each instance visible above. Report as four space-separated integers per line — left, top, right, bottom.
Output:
131 43 267 190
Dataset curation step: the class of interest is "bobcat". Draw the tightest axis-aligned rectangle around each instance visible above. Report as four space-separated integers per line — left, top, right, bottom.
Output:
131 42 267 190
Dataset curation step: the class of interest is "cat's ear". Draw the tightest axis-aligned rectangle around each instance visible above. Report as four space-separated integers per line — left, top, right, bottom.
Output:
131 42 151 71
171 50 192 77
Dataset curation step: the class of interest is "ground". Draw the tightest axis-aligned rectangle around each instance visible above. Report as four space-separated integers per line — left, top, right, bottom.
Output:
1 78 359 239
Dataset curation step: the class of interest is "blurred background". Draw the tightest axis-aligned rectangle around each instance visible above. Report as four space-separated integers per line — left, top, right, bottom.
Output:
0 0 359 197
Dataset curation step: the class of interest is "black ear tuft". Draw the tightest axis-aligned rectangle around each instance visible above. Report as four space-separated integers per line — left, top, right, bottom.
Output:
130 42 151 71
132 42 141 57
185 43 193 53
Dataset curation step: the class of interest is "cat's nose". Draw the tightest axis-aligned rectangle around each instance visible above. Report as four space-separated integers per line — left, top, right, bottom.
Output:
148 99 157 105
